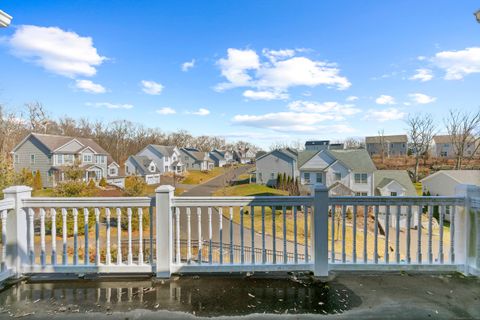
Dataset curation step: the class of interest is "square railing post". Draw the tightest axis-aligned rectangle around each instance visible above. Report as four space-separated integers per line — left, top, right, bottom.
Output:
155 185 174 278
3 186 32 277
312 184 329 277
455 184 480 275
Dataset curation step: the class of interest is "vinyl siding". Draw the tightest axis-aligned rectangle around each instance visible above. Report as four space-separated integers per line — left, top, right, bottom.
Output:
256 151 296 186
13 137 53 188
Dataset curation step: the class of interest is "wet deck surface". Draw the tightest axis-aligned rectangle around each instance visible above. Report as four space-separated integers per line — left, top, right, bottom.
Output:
0 272 478 319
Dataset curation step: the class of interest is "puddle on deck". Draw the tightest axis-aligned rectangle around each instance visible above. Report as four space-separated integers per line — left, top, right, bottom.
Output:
0 275 361 317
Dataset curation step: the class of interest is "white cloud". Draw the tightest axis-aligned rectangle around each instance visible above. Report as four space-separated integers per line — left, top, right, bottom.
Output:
189 108 210 116
74 79 106 94
409 68 433 82
346 96 358 102
156 107 176 115
232 112 354 133
141 80 164 95
86 102 133 109
287 100 361 117
243 90 289 101
375 95 396 105
9 25 105 78
408 93 437 104
363 108 405 122
215 48 350 94
432 47 480 80
181 59 195 72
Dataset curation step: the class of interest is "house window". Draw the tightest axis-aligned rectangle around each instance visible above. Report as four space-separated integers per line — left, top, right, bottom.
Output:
354 173 368 184
334 172 341 181
316 174 322 184
355 192 368 196
270 172 275 179
83 154 93 162
390 192 398 196
64 154 73 164
258 173 263 181
149 164 156 172
14 154 19 164
125 166 130 174
185 156 189 161
97 155 105 164
30 154 35 165
304 172 310 183
440 151 447 157
109 168 116 175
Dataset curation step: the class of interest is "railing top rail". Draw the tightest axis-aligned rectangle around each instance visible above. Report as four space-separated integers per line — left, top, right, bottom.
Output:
172 196 314 207
329 195 465 205
22 196 154 208
0 198 15 211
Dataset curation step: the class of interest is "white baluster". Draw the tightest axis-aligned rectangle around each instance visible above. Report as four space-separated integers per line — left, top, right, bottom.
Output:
352 205 357 263
304 205 308 263
73 208 78 265
175 207 180 264
294 206 298 264
272 206 276 264
261 206 266 264
341 205 346 263
51 208 57 266
439 205 444 264
450 205 455 263
187 208 192 264
240 206 244 264
106 208 111 265
384 205 390 264
127 208 133 265
218 207 223 264
116 208 122 265
61 208 67 265
149 206 153 265
28 208 35 265
250 206 255 264
229 207 233 264
1 210 6 271
282 206 287 264
40 208 46 266
198 207 202 264
406 205 411 264
428 205 433 264
83 208 89 265
396 205 401 263
138 208 144 265
330 205 335 263
417 204 422 263
363 205 368 263
95 208 100 265
373 205 378 264
208 207 212 264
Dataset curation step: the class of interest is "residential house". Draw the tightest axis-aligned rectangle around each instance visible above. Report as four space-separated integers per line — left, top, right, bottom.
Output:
124 155 161 185
365 134 408 157
234 148 256 164
255 149 298 186
136 145 184 174
430 135 478 158
12 133 118 188
180 148 214 171
298 149 376 196
305 140 330 151
209 149 234 167
421 170 480 196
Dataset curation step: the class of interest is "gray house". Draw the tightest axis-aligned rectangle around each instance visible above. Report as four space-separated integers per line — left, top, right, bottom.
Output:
180 148 214 171
365 134 407 157
255 149 298 186
124 155 161 185
12 133 118 188
430 135 478 158
136 145 184 174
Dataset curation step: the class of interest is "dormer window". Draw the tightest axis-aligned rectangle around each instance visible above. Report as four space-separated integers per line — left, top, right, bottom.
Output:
83 154 93 163
149 163 156 172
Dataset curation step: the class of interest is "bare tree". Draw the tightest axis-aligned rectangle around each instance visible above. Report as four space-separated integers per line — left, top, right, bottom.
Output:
26 101 50 134
406 114 436 182
343 137 364 149
378 129 387 162
444 109 480 169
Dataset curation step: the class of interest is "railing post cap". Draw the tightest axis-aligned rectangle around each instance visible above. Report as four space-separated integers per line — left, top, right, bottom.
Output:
2 185 33 194
313 183 328 192
155 185 175 193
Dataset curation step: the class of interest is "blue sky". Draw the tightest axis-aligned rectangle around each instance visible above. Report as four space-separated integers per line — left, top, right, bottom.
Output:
0 1 479 148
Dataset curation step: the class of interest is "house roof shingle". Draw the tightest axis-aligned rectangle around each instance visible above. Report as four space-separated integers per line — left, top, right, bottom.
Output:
365 135 407 144
149 145 176 157
374 170 417 196
420 170 480 185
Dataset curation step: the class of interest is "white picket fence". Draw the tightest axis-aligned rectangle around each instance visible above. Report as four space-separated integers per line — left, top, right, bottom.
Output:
0 184 479 282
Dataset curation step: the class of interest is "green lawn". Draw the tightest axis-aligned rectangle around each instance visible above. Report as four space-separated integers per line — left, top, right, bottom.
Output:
213 183 288 197
181 167 225 185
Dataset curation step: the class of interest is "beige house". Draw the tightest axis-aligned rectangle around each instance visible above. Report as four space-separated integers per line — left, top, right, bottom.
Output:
366 135 408 157
430 135 478 158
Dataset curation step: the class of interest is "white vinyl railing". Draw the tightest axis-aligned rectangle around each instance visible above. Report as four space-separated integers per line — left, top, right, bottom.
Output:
0 183 479 282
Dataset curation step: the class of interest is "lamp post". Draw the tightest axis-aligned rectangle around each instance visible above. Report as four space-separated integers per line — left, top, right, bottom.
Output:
0 10 12 27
